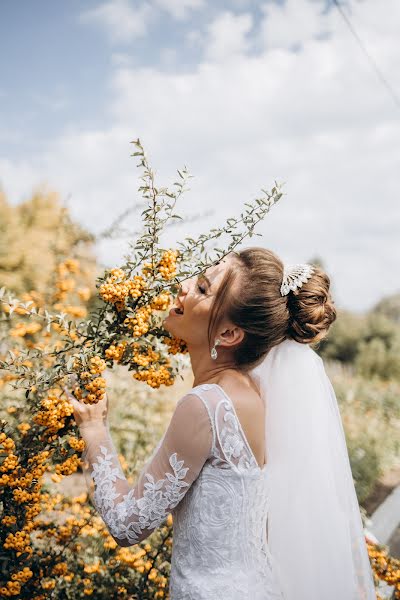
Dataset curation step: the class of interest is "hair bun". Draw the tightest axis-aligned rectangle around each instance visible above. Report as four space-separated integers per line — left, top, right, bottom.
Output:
286 267 337 344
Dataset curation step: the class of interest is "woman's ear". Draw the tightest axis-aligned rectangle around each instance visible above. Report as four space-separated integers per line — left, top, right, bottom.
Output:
218 324 245 348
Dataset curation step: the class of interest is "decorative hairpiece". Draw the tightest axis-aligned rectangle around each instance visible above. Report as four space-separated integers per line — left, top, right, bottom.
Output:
280 263 315 296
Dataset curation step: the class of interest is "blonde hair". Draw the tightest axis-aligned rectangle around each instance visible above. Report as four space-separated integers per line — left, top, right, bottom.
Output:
207 247 337 371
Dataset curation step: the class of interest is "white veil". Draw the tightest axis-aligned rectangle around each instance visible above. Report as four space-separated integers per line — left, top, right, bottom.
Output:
249 338 377 600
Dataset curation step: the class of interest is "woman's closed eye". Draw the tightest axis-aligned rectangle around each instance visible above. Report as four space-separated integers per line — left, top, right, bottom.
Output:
196 276 207 294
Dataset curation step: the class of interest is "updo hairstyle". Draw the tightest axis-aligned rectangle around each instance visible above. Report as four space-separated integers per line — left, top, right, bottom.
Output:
207 247 337 372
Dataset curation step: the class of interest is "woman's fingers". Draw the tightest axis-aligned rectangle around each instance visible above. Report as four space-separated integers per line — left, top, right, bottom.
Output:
63 386 84 426
63 385 109 427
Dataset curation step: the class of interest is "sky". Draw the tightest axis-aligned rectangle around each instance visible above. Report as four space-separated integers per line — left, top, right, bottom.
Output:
0 0 399 313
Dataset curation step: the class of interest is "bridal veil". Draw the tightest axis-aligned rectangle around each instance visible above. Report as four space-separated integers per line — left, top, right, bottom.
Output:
249 338 376 600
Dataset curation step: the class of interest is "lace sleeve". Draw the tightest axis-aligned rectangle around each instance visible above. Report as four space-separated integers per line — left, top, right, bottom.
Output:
79 392 212 547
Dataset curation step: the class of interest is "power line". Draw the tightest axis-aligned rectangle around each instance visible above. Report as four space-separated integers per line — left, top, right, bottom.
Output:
332 0 400 112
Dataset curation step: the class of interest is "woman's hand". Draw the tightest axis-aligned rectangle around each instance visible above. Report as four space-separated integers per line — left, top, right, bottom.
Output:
63 375 109 430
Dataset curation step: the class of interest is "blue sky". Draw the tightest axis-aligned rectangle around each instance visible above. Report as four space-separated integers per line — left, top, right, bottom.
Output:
1 0 399 313
1 0 122 153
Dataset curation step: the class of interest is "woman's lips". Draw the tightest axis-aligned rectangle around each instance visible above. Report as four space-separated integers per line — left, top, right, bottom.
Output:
169 307 184 316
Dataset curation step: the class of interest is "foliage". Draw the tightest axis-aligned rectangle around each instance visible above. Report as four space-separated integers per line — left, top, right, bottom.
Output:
319 305 400 382
367 540 400 600
326 360 400 504
372 293 400 325
0 188 96 298
318 308 367 363
0 138 284 597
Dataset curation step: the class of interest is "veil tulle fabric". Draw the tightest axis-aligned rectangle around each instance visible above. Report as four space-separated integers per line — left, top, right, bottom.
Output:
249 338 376 600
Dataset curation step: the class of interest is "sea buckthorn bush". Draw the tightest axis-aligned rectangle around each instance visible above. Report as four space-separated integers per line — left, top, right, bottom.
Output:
0 139 285 598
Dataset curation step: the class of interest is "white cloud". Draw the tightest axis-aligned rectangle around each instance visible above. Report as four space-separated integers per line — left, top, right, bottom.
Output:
259 0 331 51
78 0 204 42
153 0 205 21
78 0 155 43
204 11 253 62
2 0 400 312
185 29 203 48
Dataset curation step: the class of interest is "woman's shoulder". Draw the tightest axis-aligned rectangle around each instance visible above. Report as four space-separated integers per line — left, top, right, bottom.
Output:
183 372 262 416
217 371 260 399
212 373 263 418
212 374 266 468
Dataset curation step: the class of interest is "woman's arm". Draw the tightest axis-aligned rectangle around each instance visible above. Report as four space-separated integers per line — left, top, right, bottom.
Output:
79 392 212 547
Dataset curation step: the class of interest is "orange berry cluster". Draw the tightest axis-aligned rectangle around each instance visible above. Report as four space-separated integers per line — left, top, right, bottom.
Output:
77 286 91 302
150 292 171 311
51 562 69 576
9 321 42 338
0 566 33 597
56 277 75 294
131 344 160 367
63 305 87 319
83 560 101 574
124 306 152 337
3 449 51 525
53 258 80 303
133 363 174 388
33 390 74 435
157 249 179 281
141 261 154 276
54 453 81 477
367 540 400 597
0 439 51 575
17 423 31 436
0 374 18 389
19 291 44 314
58 258 80 276
71 356 107 405
0 453 19 473
0 580 21 597
68 435 85 452
1 515 17 526
163 336 188 355
47 259 90 346
99 268 146 305
50 321 79 343
0 432 16 452
0 434 19 480
3 529 32 557
105 340 127 362
1 290 44 317
41 579 56 591
13 488 33 504
87 355 106 374
82 578 94 595
13 567 33 582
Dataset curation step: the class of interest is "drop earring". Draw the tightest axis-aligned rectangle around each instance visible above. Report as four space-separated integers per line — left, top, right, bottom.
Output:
210 338 221 360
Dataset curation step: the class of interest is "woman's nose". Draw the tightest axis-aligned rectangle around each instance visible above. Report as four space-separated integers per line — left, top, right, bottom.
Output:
175 283 185 300
179 279 190 294
177 279 192 303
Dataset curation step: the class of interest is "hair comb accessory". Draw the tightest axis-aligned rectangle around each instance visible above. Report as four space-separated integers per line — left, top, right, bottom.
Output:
280 263 315 296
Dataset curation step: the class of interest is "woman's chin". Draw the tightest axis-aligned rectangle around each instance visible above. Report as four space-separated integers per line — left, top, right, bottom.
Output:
162 316 178 332
164 319 186 338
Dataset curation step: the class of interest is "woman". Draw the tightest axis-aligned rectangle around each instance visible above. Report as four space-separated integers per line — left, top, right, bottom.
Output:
65 248 377 599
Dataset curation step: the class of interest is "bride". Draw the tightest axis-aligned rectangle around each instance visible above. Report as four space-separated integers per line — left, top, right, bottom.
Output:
65 247 377 599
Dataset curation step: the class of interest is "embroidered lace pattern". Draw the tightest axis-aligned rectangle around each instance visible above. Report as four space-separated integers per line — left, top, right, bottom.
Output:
81 383 285 599
91 446 190 545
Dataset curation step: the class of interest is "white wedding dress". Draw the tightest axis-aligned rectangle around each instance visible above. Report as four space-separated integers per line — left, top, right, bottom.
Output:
81 382 285 599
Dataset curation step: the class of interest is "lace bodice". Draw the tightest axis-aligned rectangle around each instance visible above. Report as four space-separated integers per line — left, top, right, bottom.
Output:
80 383 285 599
